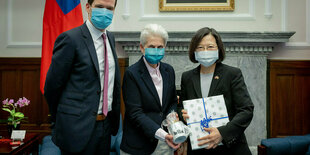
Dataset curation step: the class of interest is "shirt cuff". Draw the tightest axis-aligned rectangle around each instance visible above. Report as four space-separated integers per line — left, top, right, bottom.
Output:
155 128 168 142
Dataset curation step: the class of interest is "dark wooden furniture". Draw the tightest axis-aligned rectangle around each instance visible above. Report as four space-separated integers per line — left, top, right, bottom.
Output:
0 58 50 140
0 133 39 155
257 145 266 155
0 58 128 138
269 60 310 138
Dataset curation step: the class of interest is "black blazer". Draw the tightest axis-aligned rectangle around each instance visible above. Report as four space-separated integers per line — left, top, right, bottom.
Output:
44 23 121 153
120 57 178 154
179 63 254 155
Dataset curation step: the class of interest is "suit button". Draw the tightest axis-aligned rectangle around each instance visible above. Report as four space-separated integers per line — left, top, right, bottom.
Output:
159 112 163 117
97 90 100 95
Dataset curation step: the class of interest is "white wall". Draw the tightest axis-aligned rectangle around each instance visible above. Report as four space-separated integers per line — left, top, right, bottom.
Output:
0 0 309 59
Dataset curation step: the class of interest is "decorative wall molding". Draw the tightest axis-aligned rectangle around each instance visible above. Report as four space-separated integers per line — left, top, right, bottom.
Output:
121 45 274 56
114 32 295 42
7 42 42 48
114 31 295 54
281 0 287 31
283 0 310 47
139 0 255 21
265 0 272 18
307 0 310 45
7 0 42 48
122 0 130 20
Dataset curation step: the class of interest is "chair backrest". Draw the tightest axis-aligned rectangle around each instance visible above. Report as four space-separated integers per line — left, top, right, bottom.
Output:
259 134 310 155
110 114 123 155
41 114 123 155
40 135 61 155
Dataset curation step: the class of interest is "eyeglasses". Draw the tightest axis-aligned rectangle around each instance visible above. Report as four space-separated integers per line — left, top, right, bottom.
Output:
196 45 218 51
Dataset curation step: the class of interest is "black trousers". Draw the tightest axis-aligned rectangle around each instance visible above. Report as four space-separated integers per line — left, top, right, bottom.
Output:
61 117 111 155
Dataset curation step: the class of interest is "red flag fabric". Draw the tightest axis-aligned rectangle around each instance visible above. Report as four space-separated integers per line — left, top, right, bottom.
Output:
40 0 83 93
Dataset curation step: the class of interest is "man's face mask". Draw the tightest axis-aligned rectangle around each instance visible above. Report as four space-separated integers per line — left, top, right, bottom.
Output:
91 8 113 30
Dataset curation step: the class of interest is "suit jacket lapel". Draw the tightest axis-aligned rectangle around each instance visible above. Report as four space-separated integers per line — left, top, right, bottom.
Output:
192 66 203 98
139 58 161 109
81 23 100 79
208 63 223 97
160 64 169 110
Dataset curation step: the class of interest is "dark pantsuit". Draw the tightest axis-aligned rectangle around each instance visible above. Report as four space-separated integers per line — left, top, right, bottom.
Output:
178 63 254 155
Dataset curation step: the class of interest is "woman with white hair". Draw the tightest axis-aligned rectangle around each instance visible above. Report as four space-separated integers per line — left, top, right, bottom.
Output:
120 24 180 155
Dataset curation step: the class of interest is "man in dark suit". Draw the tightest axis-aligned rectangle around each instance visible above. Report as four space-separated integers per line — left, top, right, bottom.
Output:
44 0 120 154
120 24 180 155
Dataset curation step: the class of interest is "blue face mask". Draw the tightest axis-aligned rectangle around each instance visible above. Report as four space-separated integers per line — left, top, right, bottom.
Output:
195 50 219 67
91 8 113 30
144 48 165 64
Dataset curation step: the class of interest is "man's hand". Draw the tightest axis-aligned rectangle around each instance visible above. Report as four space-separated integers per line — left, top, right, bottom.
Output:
165 134 181 150
197 127 223 149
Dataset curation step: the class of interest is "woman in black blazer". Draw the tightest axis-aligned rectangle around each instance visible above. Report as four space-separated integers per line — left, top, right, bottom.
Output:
178 27 254 155
120 24 180 155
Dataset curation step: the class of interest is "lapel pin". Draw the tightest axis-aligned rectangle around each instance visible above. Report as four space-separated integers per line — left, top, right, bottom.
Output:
214 76 219 80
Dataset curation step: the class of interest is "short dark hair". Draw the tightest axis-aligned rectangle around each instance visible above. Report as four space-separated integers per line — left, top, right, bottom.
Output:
188 27 225 63
88 0 118 7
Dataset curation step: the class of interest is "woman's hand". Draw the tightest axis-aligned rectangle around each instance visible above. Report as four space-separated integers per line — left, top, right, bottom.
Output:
181 109 189 122
165 134 181 150
197 127 223 149
175 113 179 121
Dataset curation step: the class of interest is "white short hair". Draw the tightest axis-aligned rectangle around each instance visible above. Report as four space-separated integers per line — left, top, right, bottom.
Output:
140 24 169 46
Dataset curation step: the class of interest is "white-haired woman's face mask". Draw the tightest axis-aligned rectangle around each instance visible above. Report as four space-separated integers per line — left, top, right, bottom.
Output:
140 35 166 64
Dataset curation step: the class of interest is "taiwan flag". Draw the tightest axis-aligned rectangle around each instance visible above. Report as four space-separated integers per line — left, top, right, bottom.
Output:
40 0 83 93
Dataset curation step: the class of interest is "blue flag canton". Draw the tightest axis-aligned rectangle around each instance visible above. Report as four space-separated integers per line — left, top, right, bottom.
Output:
56 0 80 15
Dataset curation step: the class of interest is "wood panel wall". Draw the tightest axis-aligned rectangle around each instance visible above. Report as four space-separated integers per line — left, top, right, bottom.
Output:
0 58 128 138
269 60 310 138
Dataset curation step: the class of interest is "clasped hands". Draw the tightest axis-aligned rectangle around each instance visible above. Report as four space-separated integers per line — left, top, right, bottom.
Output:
181 109 223 149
